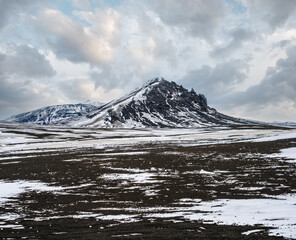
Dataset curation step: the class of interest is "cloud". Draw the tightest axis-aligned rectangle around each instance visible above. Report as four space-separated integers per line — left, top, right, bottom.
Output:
31 8 121 66
149 0 227 40
273 39 293 49
0 76 61 119
246 0 296 30
58 77 123 103
180 59 249 102
72 0 91 10
0 44 55 78
212 44 296 121
0 0 295 122
0 0 36 29
211 28 255 58
0 44 57 119
230 45 296 107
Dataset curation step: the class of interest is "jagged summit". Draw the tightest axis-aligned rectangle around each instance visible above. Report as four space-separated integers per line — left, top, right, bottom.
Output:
144 77 165 86
72 78 250 128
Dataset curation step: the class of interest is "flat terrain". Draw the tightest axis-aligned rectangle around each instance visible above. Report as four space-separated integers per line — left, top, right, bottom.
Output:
0 123 296 239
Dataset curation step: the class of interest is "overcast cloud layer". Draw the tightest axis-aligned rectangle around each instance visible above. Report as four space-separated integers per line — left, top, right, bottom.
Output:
0 0 296 122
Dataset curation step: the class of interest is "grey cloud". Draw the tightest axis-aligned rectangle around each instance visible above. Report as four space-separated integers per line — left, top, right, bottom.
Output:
0 0 43 29
149 0 227 40
274 40 292 49
0 44 56 119
211 28 255 58
90 70 114 90
0 45 55 78
58 77 92 101
181 59 249 103
246 0 296 30
90 65 139 92
225 45 296 109
0 75 60 119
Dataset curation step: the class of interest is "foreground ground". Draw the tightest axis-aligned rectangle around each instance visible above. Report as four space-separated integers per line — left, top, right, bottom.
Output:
0 123 295 239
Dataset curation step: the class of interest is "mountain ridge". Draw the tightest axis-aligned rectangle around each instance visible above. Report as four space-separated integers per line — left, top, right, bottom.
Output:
71 77 253 128
4 78 257 128
4 103 101 125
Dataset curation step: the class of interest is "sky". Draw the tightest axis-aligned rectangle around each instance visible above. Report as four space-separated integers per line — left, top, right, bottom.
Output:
0 0 296 122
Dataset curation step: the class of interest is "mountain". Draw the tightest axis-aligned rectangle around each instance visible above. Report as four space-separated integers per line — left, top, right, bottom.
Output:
271 121 296 128
71 77 252 128
83 100 104 107
5 103 100 125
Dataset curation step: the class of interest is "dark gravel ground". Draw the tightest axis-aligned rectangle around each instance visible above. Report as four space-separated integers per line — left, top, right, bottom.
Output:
0 126 295 239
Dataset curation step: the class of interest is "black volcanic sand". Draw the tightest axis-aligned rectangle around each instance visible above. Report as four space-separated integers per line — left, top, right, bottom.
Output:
0 128 295 239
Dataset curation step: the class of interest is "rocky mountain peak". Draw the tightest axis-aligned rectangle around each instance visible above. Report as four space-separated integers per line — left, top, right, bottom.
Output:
139 77 208 112
72 78 248 128
144 77 165 86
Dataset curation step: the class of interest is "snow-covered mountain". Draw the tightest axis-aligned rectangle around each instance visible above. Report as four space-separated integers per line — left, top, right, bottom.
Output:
71 77 253 128
271 121 296 128
5 103 100 125
82 100 103 107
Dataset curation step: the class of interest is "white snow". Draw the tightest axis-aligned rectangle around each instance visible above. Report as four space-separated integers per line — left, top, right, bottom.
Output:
266 147 296 163
0 126 294 155
199 169 216 175
275 147 296 162
0 180 93 204
0 181 53 204
241 229 264 235
94 151 149 156
101 172 162 184
145 195 296 239
252 131 296 142
96 214 139 223
75 194 296 238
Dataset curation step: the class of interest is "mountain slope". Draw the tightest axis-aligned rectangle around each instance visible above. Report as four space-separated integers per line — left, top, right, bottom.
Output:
5 103 101 125
72 78 252 128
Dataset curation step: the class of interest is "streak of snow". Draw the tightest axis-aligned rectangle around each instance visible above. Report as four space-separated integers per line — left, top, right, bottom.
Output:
241 229 264 235
101 172 163 184
252 132 296 142
0 181 93 204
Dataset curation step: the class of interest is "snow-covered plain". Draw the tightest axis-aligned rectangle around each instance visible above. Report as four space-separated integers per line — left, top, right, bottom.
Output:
0 122 295 154
0 123 296 239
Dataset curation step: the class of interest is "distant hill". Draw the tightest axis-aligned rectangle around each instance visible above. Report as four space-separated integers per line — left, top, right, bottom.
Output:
5 103 101 125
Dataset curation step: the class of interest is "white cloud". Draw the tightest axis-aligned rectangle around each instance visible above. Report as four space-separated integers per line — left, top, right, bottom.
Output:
58 77 123 103
45 51 91 78
31 8 120 66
